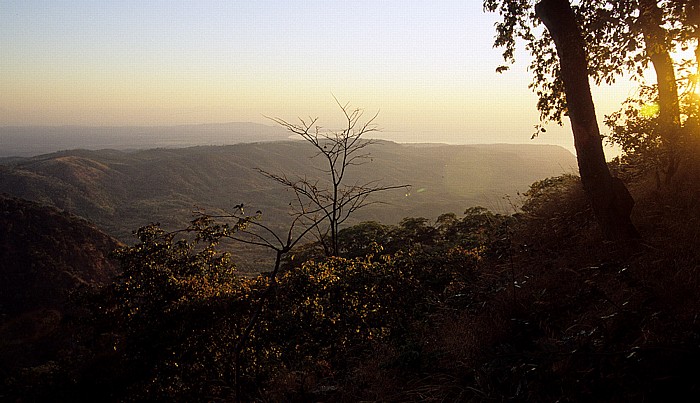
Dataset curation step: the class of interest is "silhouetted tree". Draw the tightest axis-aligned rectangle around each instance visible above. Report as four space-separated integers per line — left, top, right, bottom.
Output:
601 1 700 183
264 99 409 255
484 0 638 240
484 0 699 182
538 0 637 239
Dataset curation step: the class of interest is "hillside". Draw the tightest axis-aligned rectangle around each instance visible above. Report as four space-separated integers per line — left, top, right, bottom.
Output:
0 196 121 317
0 141 576 247
0 196 121 391
2 167 698 402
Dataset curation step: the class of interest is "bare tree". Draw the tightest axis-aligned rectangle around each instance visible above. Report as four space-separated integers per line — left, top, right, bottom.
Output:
191 100 407 399
263 98 410 256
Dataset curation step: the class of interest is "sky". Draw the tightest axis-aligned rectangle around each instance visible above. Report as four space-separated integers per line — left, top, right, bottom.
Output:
0 0 642 153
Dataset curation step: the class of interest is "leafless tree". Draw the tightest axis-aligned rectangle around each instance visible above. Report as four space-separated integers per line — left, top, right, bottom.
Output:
191 100 408 399
263 98 410 255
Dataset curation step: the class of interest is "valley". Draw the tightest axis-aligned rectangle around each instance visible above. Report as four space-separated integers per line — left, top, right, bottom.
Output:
0 141 576 240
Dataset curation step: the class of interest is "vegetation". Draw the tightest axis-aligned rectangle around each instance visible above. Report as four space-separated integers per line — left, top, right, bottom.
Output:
0 142 575 255
484 0 699 238
3 156 700 400
0 203 508 401
484 0 697 133
0 196 121 400
1 3 698 400
605 79 700 185
538 0 638 240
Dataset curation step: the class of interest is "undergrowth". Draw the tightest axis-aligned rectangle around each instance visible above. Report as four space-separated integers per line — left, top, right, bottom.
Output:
340 168 700 402
3 166 700 402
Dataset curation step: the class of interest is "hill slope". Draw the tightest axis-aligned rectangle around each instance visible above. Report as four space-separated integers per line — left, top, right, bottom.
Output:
0 141 576 245
0 196 121 387
0 196 121 317
0 196 119 401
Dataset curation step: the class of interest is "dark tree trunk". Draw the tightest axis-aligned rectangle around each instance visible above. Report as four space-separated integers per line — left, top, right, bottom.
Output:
639 0 682 182
535 0 639 240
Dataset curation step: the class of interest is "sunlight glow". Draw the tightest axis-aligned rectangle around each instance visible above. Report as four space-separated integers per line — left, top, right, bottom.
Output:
640 103 660 118
0 0 641 154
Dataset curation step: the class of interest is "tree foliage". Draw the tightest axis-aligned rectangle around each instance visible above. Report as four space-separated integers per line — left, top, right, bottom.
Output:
103 223 243 399
485 0 699 184
605 81 700 181
484 0 697 127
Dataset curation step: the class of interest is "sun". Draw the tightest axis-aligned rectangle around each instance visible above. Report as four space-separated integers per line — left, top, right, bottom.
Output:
640 103 660 118
669 46 700 95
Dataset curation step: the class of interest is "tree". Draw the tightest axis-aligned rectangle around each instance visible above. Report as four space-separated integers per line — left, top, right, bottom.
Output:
485 0 638 240
484 0 698 182
264 99 409 256
139 100 406 398
105 223 242 400
603 2 700 182
110 204 342 400
635 0 682 180
604 81 700 182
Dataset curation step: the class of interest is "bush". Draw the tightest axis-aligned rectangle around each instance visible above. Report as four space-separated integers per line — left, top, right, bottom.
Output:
83 214 493 400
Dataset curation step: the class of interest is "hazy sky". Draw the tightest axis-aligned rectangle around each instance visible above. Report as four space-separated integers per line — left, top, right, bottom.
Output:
1 0 641 152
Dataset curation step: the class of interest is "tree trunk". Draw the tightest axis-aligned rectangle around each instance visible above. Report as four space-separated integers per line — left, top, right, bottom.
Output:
639 0 682 182
535 0 639 240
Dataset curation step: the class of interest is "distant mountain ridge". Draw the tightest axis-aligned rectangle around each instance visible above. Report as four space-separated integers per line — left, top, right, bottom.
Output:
0 141 577 248
0 122 292 157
